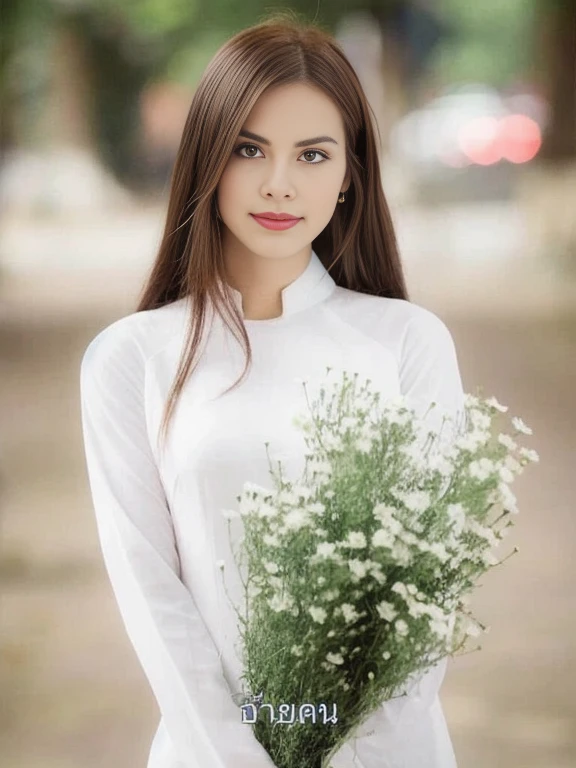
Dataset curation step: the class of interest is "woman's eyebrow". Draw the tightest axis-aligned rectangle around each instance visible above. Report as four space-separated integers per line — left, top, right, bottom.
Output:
238 129 338 147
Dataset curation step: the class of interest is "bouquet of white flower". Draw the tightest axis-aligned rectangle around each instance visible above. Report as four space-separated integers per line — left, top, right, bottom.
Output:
218 367 539 768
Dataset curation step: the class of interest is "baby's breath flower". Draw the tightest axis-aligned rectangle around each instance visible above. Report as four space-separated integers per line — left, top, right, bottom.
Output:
498 433 517 450
469 457 495 481
316 542 337 558
398 490 431 514
309 606 328 624
343 531 367 549
376 600 397 622
326 652 345 665
340 603 360 624
511 416 533 435
395 619 409 637
498 465 514 483
429 618 451 638
348 559 370 579
372 529 395 549
382 651 391 660
283 508 310 531
486 396 508 412
519 447 539 463
264 562 279 574
268 593 295 613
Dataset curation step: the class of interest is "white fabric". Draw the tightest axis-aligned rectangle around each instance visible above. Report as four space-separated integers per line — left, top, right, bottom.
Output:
79 249 464 768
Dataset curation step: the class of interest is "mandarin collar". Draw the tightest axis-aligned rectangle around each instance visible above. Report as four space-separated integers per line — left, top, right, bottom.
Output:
219 249 336 321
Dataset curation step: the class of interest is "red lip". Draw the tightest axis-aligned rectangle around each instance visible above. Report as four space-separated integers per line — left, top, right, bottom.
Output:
252 212 302 220
251 214 302 231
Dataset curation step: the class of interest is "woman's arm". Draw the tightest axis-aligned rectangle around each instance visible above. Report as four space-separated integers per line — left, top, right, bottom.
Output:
399 309 466 442
79 321 277 768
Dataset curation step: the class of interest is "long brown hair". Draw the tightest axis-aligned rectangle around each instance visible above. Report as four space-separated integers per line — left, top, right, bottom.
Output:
136 10 410 457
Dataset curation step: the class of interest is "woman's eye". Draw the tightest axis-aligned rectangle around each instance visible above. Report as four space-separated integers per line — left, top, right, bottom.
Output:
234 143 328 164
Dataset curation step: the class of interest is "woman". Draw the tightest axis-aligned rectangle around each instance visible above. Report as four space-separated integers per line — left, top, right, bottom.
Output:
80 13 464 768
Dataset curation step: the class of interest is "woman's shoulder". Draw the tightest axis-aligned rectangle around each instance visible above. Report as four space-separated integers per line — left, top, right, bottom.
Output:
330 286 452 339
81 297 190 376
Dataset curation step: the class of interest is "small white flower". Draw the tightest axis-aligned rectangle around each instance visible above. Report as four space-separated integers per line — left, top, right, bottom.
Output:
293 485 313 500
486 396 508 412
291 644 304 656
400 490 431 514
264 562 279 574
504 455 522 474
309 606 328 624
316 542 337 558
367 671 375 680
355 437 373 453
344 531 367 549
469 457 495 481
395 619 409 637
283 508 309 531
498 465 515 483
376 600 397 622
348 559 369 579
519 447 540 463
498 433 517 451
429 618 451 638
326 652 345 665
278 488 299 505
512 416 533 435
428 542 450 563
382 651 391 660
257 503 279 519
470 410 491 430
372 529 395 549
340 603 360 624
268 592 295 613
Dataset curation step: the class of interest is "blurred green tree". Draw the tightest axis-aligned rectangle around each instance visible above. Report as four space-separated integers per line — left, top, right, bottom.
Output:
1 0 573 188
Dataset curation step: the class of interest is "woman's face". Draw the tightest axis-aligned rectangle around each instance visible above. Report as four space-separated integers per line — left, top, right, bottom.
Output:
217 82 350 263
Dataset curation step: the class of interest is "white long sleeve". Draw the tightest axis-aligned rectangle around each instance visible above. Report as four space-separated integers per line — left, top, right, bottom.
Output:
79 321 278 768
399 309 466 444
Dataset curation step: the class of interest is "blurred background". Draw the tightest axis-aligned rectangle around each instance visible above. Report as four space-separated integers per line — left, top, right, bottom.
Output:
1 1 575 766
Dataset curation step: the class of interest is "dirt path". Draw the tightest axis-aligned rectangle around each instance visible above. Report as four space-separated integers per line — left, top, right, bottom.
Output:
1 279 575 767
